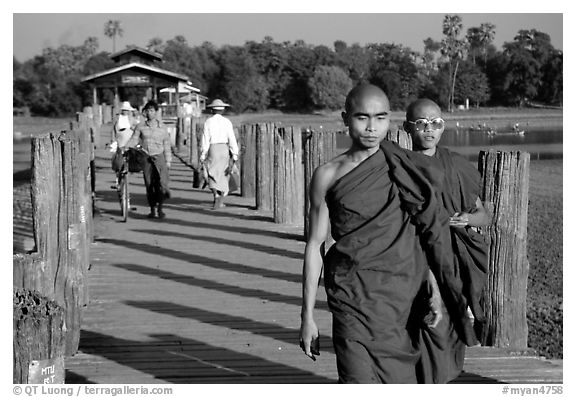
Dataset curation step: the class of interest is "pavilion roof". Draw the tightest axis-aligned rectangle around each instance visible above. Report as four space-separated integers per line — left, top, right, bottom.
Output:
82 62 189 83
109 46 163 62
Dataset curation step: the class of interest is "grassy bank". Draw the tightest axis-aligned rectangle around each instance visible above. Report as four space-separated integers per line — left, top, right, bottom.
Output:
526 159 563 359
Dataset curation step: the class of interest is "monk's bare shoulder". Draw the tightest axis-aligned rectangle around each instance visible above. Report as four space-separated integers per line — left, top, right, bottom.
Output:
310 153 348 197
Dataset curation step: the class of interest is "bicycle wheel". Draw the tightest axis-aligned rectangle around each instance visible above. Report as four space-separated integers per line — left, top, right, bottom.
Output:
120 172 129 222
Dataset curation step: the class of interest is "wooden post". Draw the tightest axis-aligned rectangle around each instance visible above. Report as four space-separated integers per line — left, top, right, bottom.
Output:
240 124 257 200
92 104 102 127
102 104 112 124
273 126 304 224
27 131 89 356
255 123 275 211
191 119 202 188
478 150 530 349
56 133 87 355
30 133 61 298
175 116 183 151
13 287 66 384
386 128 412 150
73 113 94 245
189 116 198 166
303 129 338 238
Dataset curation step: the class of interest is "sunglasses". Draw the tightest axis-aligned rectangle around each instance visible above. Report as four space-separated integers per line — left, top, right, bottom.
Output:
407 118 445 132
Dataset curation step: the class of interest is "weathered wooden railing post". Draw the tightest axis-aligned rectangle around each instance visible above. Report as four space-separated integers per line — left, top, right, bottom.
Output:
183 115 192 155
191 119 203 188
102 103 112 124
14 130 90 356
92 103 103 127
478 150 530 349
302 128 338 238
175 115 184 151
13 288 66 384
273 126 304 224
72 112 95 244
190 117 199 167
240 124 257 200
255 123 275 211
386 128 412 150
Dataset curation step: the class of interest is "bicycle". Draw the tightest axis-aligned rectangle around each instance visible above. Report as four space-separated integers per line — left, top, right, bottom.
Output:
115 148 131 222
113 146 146 222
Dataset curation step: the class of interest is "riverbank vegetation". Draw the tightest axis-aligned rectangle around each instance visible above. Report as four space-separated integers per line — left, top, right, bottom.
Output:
14 15 561 118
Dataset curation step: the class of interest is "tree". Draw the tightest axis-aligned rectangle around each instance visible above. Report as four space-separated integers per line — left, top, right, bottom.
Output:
422 37 441 76
466 27 483 65
501 29 556 106
335 43 370 83
283 41 318 110
147 37 165 54
479 23 496 67
216 46 269 112
539 50 563 105
440 14 468 112
104 20 123 52
83 52 115 75
367 43 420 110
453 61 491 107
313 45 337 66
307 65 353 110
466 23 495 67
245 37 291 108
334 40 347 54
485 52 511 105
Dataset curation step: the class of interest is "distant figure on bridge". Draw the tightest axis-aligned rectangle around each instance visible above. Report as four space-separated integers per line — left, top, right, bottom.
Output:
299 84 469 383
403 98 490 383
128 100 172 219
200 99 239 210
110 101 139 187
112 101 138 148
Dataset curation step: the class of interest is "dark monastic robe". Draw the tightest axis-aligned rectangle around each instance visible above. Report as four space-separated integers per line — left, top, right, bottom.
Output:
323 141 453 383
410 147 489 383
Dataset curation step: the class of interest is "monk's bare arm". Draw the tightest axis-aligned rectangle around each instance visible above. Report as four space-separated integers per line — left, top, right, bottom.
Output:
300 163 335 360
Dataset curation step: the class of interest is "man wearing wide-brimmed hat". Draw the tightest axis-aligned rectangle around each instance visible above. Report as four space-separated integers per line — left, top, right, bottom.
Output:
113 101 138 148
200 99 239 209
110 101 139 185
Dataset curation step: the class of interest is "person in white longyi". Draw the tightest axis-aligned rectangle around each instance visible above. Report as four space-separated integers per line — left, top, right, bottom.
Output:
200 99 239 210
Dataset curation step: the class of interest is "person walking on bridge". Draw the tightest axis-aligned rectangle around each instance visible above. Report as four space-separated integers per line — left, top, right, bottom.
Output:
299 84 471 383
200 99 239 210
128 100 172 219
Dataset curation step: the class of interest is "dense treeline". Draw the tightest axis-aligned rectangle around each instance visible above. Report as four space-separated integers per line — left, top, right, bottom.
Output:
13 15 562 117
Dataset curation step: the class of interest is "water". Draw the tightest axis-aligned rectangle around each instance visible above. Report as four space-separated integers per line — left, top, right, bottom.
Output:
443 126 562 146
336 126 563 161
443 126 563 160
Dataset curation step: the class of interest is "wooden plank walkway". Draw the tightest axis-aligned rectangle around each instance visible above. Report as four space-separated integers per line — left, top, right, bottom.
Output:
63 139 562 384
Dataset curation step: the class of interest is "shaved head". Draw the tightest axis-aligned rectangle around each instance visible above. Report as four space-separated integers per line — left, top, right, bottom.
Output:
406 98 441 121
345 84 390 114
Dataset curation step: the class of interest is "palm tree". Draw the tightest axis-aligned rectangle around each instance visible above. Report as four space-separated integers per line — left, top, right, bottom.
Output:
441 15 468 112
479 23 496 67
104 20 124 52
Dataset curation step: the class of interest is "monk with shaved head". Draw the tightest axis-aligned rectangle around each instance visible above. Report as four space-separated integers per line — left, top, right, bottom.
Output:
404 98 490 383
299 84 465 383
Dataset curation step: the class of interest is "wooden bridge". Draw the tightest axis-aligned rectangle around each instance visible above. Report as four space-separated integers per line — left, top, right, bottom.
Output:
61 140 563 384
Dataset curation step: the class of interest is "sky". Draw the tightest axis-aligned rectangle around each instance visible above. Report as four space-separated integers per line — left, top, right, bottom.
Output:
12 11 563 63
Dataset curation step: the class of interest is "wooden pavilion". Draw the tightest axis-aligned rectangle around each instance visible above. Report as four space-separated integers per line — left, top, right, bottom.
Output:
81 46 205 114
